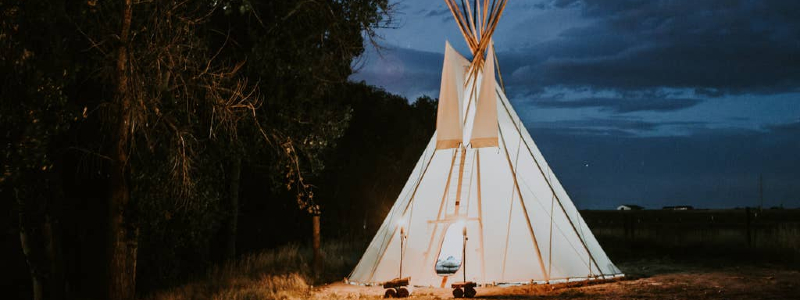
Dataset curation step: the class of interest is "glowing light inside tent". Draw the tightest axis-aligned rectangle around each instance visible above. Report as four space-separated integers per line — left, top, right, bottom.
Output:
435 222 465 276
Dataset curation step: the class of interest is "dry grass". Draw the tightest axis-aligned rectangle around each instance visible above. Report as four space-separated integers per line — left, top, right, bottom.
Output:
146 241 800 300
143 240 366 300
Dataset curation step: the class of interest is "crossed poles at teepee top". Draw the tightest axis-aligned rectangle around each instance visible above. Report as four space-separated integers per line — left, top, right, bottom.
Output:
444 0 508 76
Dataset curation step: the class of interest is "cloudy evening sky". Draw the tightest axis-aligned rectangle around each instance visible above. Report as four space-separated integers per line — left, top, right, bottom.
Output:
350 0 800 209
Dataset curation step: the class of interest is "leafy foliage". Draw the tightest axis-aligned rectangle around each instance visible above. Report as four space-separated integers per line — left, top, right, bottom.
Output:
208 0 393 214
0 1 78 191
0 0 433 298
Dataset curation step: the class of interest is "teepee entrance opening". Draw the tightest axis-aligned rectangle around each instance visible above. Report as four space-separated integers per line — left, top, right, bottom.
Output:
435 223 465 276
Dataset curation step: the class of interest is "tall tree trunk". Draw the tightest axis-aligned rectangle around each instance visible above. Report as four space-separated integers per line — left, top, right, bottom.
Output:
225 157 242 260
45 169 66 300
16 170 66 300
108 1 138 300
17 188 45 300
312 214 322 277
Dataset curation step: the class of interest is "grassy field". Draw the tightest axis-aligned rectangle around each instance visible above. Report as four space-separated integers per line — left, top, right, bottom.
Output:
146 209 800 300
318 259 799 300
142 240 364 300
144 236 800 300
583 209 800 254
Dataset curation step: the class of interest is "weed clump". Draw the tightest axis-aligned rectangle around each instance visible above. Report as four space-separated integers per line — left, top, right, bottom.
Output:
144 240 366 300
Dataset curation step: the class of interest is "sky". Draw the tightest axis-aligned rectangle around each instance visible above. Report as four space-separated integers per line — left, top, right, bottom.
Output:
350 0 800 209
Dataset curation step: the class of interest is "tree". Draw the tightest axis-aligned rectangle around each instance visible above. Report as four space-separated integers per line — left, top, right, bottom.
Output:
316 83 437 237
2 0 396 297
1 2 82 299
69 1 258 298
207 0 393 260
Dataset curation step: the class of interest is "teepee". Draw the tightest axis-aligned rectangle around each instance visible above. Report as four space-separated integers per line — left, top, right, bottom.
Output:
348 0 623 287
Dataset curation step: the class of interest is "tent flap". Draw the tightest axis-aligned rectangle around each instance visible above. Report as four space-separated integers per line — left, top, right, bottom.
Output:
469 43 499 148
435 41 470 150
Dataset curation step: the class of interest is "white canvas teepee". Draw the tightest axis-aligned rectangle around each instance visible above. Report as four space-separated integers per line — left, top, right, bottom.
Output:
348 0 623 287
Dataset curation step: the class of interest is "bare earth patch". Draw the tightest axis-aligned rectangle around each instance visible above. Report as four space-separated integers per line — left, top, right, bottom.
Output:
316 260 799 300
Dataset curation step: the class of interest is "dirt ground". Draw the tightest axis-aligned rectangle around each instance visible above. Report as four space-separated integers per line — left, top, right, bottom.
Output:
317 259 800 299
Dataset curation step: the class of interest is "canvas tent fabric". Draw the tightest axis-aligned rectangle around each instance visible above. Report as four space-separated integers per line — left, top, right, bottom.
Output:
347 45 622 287
468 44 499 148
435 41 471 149
348 0 622 287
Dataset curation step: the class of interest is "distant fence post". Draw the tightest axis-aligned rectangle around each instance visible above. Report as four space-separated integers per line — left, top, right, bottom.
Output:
624 213 636 240
745 207 752 248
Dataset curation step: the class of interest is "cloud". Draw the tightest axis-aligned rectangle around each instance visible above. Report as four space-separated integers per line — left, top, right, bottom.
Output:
535 127 638 137
528 122 800 209
765 120 800 133
532 118 659 132
550 0 585 9
361 0 800 100
501 0 800 96
350 46 444 100
425 8 450 17
530 97 703 113
528 118 707 137
348 0 800 209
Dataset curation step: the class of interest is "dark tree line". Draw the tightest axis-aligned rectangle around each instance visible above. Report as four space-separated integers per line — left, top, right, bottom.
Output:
1 1 436 299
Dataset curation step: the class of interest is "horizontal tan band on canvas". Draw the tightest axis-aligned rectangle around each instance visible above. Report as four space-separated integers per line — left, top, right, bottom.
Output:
470 137 498 148
436 139 462 149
